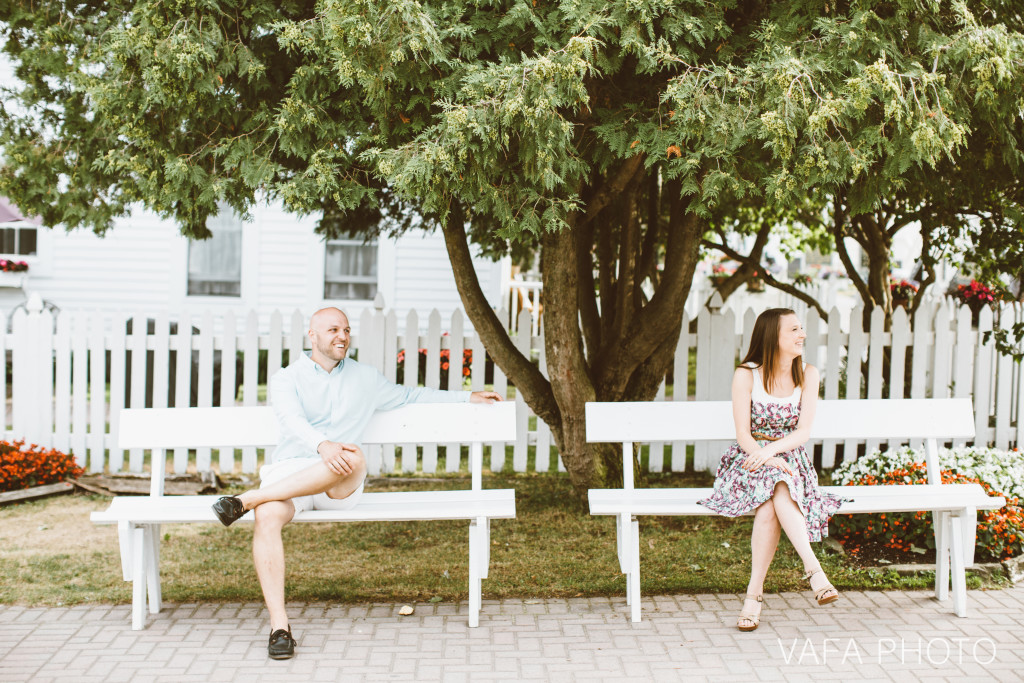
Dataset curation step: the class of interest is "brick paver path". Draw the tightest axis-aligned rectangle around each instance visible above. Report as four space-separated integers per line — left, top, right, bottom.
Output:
2 588 1022 682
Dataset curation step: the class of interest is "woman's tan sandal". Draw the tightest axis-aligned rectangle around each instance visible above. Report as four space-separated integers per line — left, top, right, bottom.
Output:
804 568 839 605
737 594 763 632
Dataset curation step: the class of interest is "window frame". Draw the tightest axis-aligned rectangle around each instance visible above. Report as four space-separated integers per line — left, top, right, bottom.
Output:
322 237 380 302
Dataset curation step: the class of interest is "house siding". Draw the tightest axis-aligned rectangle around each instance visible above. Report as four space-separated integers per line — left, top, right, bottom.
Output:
0 201 505 333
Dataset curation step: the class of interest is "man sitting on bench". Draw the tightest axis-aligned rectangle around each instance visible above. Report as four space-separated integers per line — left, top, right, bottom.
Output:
211 307 501 659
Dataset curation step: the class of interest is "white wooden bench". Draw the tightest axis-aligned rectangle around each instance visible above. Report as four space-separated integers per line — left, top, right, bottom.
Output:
91 402 516 630
586 398 1006 622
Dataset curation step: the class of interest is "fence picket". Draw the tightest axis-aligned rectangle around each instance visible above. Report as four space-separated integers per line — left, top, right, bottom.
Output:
173 313 193 473
489 308 510 472
395 309 419 476
535 325 553 473
973 306 995 445
88 313 105 472
195 311 215 472
72 312 89 470
885 307 910 451
106 316 124 470
241 311 260 474
995 306 1014 449
420 309 442 473
127 313 148 471
820 307 843 467
0 312 6 438
670 310 692 472
513 309 532 473
152 312 170 411
908 303 932 451
10 309 26 440
693 304 712 469
219 312 238 474
843 304 865 463
445 310 465 472
378 309 399 477
864 307 886 455
952 306 974 448
649 377 667 472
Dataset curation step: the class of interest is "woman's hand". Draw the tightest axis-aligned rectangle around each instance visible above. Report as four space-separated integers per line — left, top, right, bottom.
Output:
741 447 775 471
764 456 793 476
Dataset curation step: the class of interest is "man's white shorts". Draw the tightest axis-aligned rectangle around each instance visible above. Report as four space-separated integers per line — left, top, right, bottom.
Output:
258 457 365 512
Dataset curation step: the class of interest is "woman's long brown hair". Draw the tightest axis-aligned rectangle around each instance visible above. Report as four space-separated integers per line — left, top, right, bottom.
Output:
739 308 804 395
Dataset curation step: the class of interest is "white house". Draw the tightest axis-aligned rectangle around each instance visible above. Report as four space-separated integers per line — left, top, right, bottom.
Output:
0 198 509 332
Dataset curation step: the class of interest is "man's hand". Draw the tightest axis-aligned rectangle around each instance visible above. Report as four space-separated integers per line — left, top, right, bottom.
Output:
470 391 503 404
317 440 361 476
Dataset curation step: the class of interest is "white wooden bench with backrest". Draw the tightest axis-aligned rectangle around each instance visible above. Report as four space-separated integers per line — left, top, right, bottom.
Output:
91 402 516 630
586 398 1006 622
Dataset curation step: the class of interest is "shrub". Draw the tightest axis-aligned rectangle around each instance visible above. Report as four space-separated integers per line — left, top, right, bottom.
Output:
831 446 1024 561
0 440 83 493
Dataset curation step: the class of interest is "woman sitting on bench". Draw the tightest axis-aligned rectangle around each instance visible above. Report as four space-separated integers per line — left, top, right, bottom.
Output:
698 307 844 632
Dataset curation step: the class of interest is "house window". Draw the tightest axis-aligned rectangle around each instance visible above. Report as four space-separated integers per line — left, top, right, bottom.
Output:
0 225 37 256
188 206 242 296
324 238 377 300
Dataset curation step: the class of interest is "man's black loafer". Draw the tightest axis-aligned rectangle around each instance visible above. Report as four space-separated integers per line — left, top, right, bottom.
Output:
268 627 296 660
211 496 246 527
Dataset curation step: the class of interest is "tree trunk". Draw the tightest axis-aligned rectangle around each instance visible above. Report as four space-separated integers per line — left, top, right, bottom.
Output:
442 173 704 498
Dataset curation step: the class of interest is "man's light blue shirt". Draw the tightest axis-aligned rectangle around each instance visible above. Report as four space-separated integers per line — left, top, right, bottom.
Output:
269 352 470 462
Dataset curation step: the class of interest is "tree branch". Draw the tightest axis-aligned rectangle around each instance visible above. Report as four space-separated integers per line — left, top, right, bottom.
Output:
576 217 601 369
577 155 646 229
832 195 872 306
594 183 702 396
702 239 830 321
441 205 558 426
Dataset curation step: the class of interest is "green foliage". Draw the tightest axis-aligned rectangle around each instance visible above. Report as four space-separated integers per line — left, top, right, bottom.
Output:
3 0 1022 242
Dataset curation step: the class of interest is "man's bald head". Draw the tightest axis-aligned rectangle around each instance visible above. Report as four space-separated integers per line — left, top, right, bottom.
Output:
309 307 349 334
308 307 351 369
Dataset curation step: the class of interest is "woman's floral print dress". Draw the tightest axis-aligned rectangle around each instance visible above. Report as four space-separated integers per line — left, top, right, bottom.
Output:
698 364 844 541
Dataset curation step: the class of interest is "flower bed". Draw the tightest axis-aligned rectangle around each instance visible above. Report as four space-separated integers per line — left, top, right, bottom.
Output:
831 446 1024 562
396 347 473 387
0 440 83 493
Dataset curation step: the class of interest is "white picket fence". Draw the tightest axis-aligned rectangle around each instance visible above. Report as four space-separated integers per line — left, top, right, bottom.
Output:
4 296 1022 476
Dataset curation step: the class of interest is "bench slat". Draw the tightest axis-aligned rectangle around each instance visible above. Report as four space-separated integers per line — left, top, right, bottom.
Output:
118 402 516 450
92 489 517 525
588 485 1004 516
586 399 976 442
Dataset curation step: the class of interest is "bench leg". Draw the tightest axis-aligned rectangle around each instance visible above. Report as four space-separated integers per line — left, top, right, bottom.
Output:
619 514 632 606
131 525 147 631
935 511 950 602
146 524 162 615
118 520 133 582
629 517 642 623
468 517 484 628
962 507 978 567
616 514 629 574
482 518 491 580
949 514 968 618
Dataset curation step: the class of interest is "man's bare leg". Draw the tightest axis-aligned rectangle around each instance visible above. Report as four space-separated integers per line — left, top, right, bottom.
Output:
253 500 296 632
237 451 367 511
246 450 366 633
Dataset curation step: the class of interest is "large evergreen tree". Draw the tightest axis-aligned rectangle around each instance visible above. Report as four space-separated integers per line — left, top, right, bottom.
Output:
2 0 1022 493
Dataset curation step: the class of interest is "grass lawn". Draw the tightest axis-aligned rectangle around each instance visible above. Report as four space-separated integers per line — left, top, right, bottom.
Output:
0 472 1004 607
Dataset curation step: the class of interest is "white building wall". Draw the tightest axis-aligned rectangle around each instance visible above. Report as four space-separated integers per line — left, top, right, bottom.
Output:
0 201 506 334
391 231 504 331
